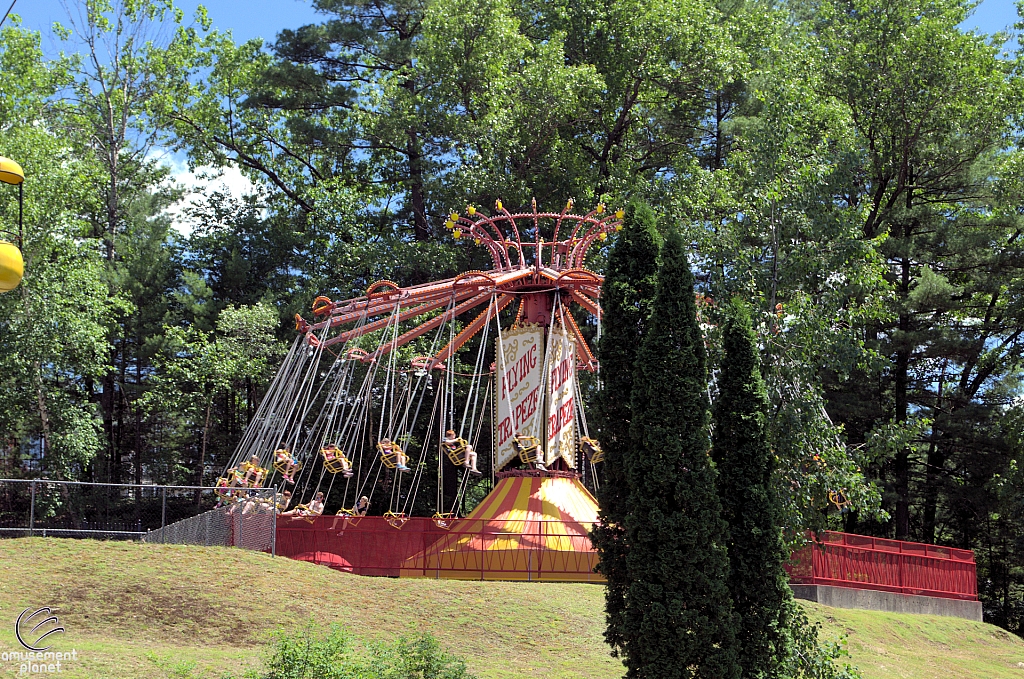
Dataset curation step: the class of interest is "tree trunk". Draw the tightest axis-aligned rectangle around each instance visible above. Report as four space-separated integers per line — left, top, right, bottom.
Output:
407 128 429 241
921 440 942 544
893 181 914 540
714 92 724 170
893 351 911 539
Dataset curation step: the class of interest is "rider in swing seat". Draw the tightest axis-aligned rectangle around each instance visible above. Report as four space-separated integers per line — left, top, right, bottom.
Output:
321 443 353 477
241 454 267 486
380 438 411 472
443 429 481 475
273 445 299 484
512 435 545 471
353 495 370 516
283 491 325 517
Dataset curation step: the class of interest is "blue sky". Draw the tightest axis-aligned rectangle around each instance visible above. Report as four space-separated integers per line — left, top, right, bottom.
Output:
7 0 322 47
5 0 1020 47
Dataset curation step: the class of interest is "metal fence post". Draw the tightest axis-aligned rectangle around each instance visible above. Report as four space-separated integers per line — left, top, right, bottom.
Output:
28 481 36 537
271 491 277 558
160 487 167 543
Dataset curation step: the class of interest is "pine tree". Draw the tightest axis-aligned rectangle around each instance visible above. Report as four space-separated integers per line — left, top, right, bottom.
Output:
624 228 739 678
591 201 660 657
712 299 792 678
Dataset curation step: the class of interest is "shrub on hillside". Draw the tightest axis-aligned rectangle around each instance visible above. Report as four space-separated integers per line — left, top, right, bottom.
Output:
162 623 476 679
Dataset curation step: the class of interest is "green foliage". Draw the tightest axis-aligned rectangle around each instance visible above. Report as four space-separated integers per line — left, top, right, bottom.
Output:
250 623 355 679
2 0 1024 639
142 302 282 484
713 299 792 678
624 228 739 678
591 201 661 657
782 603 859 679
160 623 476 679
0 22 117 478
361 633 476 679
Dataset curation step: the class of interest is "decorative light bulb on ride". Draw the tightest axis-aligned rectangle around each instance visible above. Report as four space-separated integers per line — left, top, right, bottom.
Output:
566 199 574 212
453 228 462 238
615 209 624 219
598 232 608 241
495 199 503 211
596 203 605 214
467 206 476 216
450 213 459 222
445 220 454 230
0 241 24 292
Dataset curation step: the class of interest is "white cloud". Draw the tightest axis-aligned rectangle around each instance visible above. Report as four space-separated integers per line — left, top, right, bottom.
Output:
162 155 263 235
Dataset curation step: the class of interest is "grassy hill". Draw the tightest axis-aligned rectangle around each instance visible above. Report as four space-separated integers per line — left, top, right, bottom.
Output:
0 539 1020 678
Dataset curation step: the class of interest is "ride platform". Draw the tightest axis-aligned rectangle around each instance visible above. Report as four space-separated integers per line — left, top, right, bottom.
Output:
275 472 604 582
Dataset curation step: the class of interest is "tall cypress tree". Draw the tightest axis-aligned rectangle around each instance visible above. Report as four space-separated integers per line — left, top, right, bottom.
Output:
712 299 792 678
624 229 739 678
591 202 661 657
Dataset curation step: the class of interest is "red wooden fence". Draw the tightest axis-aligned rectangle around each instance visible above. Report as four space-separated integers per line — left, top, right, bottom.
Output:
785 531 977 601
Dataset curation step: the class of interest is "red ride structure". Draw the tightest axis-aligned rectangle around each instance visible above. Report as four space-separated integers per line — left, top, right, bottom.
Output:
215 198 980 600
294 198 612 374
219 199 618 576
786 532 977 601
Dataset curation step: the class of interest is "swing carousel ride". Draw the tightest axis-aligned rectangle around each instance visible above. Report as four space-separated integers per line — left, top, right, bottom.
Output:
219 199 617 580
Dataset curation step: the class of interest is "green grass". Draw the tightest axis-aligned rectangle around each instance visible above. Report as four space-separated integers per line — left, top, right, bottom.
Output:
802 603 1024 679
0 538 1021 678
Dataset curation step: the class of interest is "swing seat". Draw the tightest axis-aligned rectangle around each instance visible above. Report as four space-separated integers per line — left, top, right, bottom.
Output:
378 442 410 469
411 355 446 373
580 437 604 464
239 462 269 487
828 490 852 511
334 509 364 527
442 438 469 466
384 511 409 529
513 435 543 464
432 512 457 530
321 448 353 475
273 455 300 476
293 503 321 524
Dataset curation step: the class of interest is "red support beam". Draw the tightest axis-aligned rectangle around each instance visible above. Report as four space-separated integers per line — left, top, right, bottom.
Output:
562 308 597 371
429 294 514 368
328 294 471 345
570 290 601 318
362 292 495 359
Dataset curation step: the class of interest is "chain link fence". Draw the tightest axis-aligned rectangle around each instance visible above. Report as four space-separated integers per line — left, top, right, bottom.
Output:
0 479 276 554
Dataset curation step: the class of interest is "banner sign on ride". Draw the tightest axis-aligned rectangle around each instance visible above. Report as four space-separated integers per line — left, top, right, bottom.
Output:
545 324 576 467
494 325 545 469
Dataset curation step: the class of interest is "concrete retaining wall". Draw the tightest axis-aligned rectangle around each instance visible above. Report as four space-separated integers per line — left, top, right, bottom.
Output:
791 584 982 621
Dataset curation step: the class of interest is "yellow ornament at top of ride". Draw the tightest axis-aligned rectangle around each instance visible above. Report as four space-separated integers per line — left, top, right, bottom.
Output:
0 155 25 293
